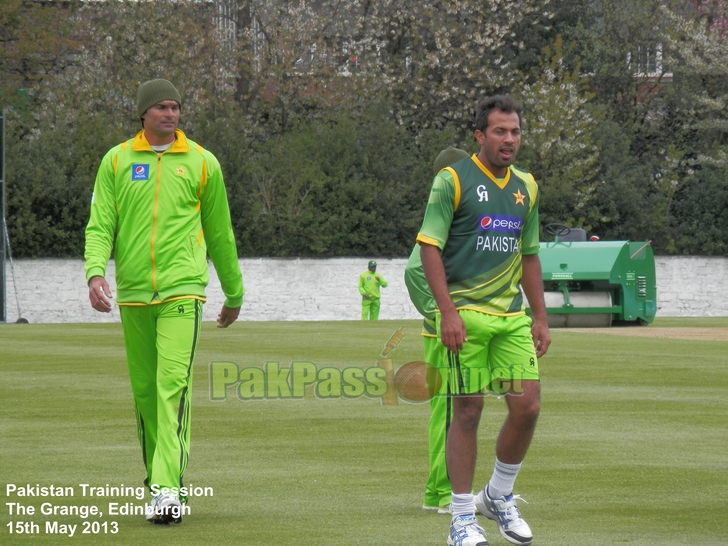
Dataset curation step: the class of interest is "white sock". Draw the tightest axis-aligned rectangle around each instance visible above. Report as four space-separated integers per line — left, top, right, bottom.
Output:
450 492 475 518
487 459 522 499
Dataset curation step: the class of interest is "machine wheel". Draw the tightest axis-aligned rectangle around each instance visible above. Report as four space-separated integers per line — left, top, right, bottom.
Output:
544 223 571 239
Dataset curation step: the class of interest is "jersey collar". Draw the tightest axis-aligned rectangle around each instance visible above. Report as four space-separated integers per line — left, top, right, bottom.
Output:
131 129 190 154
472 154 511 189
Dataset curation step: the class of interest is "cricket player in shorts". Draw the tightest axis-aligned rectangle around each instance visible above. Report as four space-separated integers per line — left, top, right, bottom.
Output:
405 146 471 515
417 96 550 546
84 79 244 524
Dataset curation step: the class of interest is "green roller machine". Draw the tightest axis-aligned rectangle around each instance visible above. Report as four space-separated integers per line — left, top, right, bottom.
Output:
531 224 657 328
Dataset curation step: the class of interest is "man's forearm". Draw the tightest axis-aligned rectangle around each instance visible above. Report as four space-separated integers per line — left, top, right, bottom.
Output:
420 242 468 352
420 243 456 315
521 254 547 322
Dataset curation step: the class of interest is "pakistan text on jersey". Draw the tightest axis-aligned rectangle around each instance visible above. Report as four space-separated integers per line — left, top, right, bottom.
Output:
476 235 520 253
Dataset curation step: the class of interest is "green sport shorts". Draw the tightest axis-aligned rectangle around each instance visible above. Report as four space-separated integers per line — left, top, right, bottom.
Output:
436 310 539 396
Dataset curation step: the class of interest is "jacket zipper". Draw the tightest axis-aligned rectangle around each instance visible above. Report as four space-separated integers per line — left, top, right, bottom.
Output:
150 153 162 294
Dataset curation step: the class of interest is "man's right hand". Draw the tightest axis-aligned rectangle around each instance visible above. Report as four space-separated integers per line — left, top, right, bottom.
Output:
363 294 371 300
88 276 113 313
439 308 467 353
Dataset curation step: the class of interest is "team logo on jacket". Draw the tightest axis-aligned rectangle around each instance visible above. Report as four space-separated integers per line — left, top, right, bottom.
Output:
513 189 526 205
478 215 523 234
131 164 150 181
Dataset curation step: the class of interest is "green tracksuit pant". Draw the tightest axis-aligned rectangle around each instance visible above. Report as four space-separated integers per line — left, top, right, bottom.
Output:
361 297 381 320
422 335 491 508
119 298 202 497
423 335 452 509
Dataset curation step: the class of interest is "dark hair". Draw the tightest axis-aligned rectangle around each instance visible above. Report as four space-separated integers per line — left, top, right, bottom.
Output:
474 95 523 133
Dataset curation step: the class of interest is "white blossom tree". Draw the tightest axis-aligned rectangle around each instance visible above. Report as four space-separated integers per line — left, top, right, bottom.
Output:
208 0 555 133
515 35 603 227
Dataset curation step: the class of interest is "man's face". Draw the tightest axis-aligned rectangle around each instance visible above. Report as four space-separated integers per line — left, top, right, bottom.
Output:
369 266 376 273
142 100 180 141
474 109 521 176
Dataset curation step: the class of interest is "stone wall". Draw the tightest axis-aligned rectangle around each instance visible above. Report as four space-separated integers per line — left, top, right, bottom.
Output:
653 256 728 317
2 256 727 324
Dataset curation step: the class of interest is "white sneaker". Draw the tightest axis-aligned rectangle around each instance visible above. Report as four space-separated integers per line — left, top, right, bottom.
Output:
438 503 452 515
146 494 182 524
474 487 531 545
447 515 489 546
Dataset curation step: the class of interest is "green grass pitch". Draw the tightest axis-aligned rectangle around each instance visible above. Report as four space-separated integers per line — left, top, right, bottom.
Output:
1 318 727 545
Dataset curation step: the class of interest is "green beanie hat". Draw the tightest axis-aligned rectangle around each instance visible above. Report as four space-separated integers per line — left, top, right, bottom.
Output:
137 79 181 117
433 147 469 175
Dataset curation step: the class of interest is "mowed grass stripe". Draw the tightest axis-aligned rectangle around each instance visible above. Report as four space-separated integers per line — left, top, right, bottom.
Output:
1 318 726 545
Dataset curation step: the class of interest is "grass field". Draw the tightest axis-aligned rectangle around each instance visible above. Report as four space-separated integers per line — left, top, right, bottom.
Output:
1 318 727 545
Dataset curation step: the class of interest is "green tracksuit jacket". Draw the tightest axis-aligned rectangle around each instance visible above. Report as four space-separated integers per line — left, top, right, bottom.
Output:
84 129 243 306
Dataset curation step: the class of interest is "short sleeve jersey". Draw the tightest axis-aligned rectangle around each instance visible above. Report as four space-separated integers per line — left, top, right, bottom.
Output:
403 244 438 337
416 155 540 316
404 245 436 320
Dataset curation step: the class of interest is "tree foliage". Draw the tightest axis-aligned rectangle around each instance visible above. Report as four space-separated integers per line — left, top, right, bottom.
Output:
0 0 81 108
515 36 603 229
1 0 726 258
343 0 554 130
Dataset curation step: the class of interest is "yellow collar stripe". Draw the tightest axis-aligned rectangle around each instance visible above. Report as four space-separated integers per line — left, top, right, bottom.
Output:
471 154 510 189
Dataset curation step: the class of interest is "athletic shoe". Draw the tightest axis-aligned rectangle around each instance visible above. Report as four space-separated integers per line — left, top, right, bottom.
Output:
146 494 183 524
446 514 489 546
422 504 440 512
474 487 531 545
438 503 452 515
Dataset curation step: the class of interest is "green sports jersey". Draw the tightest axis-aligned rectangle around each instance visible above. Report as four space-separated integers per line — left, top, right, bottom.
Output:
404 245 436 320
416 154 540 316
403 244 438 336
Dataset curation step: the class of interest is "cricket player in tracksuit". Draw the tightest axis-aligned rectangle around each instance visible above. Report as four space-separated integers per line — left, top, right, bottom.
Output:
85 79 243 524
359 261 388 320
418 96 550 546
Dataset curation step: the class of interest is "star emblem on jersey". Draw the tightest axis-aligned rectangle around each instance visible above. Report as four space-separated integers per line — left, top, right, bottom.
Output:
513 189 526 206
176 167 185 176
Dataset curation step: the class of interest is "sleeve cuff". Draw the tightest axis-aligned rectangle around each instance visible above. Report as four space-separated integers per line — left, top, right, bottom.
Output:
416 234 442 248
224 296 244 308
86 267 106 283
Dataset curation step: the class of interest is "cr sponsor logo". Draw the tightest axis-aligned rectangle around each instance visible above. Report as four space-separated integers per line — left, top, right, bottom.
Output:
477 185 489 202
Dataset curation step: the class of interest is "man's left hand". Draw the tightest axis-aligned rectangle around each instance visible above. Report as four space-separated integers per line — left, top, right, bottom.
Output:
217 305 241 328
